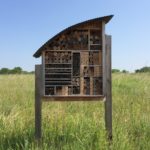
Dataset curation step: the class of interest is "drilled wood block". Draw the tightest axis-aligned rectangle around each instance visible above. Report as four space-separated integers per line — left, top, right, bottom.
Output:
93 52 99 65
94 66 100 77
81 52 89 65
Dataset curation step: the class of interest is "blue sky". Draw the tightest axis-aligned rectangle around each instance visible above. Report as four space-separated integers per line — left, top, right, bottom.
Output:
0 0 150 72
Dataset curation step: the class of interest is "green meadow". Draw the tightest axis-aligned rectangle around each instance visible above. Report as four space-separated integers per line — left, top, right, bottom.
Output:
0 73 150 150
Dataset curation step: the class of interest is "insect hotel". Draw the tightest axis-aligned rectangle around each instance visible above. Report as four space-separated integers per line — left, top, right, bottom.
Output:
33 15 113 140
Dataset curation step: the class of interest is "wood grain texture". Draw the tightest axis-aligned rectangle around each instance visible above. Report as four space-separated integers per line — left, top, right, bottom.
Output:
102 21 106 95
35 65 42 141
105 35 112 140
42 95 104 101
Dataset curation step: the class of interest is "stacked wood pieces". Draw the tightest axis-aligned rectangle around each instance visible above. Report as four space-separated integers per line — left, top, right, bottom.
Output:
44 27 103 96
73 86 80 94
81 52 89 65
94 66 100 77
90 44 102 50
48 29 88 50
45 87 55 95
90 30 101 44
89 52 100 65
45 51 71 64
83 77 90 95
89 52 94 65
45 86 69 96
72 77 80 86
93 52 99 65
93 77 102 95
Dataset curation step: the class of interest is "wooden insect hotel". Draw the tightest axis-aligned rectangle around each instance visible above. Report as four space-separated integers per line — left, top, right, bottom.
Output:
33 15 113 140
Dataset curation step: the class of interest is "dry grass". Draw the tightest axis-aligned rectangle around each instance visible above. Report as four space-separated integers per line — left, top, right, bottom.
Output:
0 73 150 149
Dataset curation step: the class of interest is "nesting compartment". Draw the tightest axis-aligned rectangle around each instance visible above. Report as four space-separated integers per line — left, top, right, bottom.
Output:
44 28 103 96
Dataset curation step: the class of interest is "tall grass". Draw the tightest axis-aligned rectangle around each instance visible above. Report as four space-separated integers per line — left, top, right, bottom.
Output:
0 73 150 150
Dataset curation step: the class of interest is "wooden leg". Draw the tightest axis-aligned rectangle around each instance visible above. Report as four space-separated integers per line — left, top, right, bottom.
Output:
105 35 112 140
35 65 42 141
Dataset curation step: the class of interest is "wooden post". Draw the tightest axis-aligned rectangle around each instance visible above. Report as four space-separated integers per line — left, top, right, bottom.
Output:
102 21 106 96
105 35 112 140
35 65 42 141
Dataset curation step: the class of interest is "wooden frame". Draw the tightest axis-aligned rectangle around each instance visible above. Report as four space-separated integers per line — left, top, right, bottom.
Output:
34 16 113 141
35 35 112 140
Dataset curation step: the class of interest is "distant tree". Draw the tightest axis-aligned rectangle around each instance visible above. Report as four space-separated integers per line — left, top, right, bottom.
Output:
112 69 120 73
135 66 150 73
0 68 10 74
0 67 34 74
122 70 129 73
135 69 140 73
22 71 28 74
30 71 35 74
10 67 22 74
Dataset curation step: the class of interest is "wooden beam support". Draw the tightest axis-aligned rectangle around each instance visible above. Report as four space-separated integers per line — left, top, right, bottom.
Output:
102 22 106 95
105 35 112 140
35 65 42 141
42 95 105 101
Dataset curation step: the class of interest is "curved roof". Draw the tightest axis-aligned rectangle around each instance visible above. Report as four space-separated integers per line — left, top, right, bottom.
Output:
33 15 113 58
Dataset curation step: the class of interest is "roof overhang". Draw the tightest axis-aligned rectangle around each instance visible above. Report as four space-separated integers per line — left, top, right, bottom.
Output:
33 15 113 58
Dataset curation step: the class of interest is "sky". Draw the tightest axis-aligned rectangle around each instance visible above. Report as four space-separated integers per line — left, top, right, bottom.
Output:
0 0 150 72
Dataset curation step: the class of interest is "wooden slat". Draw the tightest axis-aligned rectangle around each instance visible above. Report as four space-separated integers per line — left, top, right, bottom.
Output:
42 95 105 101
45 68 72 69
45 73 71 75
45 78 71 81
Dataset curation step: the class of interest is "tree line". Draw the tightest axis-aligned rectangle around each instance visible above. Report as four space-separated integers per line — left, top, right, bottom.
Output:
112 66 150 73
0 67 34 74
0 66 150 74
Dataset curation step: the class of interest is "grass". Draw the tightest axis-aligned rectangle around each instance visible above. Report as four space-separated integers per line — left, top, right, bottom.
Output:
0 73 150 150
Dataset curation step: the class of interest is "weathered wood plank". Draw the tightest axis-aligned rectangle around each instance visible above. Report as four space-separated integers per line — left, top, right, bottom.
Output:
102 21 106 95
42 95 105 101
105 35 112 140
42 51 45 96
35 65 42 141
